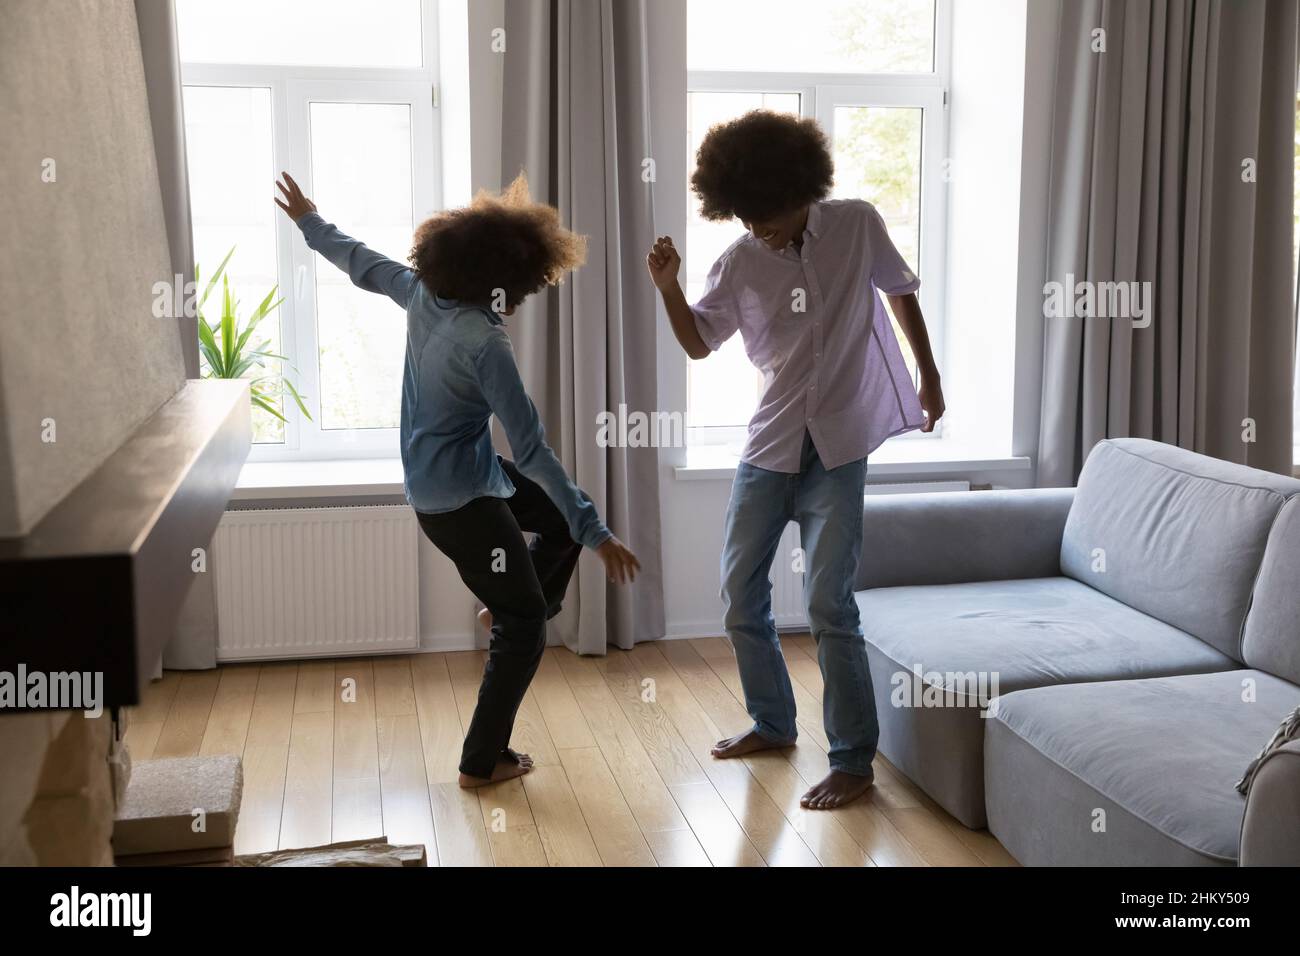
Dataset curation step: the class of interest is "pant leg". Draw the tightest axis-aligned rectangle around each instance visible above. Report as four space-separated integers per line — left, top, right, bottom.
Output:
794 445 876 776
497 457 583 619
720 459 799 744
416 499 547 778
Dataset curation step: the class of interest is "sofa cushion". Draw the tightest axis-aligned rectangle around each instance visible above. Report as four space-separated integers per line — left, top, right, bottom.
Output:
1242 496 1300 684
858 576 1237 827
863 576 1235 694
985 670 1300 865
1060 438 1300 660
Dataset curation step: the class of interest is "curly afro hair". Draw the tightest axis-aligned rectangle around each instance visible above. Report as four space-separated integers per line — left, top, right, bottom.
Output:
409 172 586 310
691 110 834 223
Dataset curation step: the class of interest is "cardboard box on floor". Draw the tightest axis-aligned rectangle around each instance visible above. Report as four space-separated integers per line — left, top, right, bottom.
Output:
112 753 242 858
111 747 426 866
233 838 428 867
115 844 235 867
22 713 117 867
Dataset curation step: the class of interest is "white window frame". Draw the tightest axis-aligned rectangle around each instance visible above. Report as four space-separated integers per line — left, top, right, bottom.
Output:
685 0 952 450
180 0 441 462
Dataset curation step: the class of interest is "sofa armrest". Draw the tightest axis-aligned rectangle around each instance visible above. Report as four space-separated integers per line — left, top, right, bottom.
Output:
1239 739 1300 866
856 487 1076 590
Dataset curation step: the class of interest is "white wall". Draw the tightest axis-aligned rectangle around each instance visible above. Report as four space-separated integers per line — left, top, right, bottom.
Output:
1011 0 1063 479
941 0 1026 456
437 0 472 207
437 0 505 200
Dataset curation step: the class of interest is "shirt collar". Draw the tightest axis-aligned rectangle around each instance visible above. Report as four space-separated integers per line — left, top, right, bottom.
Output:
804 201 822 239
779 203 821 260
435 293 504 325
745 201 823 259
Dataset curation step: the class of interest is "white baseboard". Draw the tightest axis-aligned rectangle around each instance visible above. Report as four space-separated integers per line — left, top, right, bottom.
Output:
664 619 726 640
420 627 724 650
418 630 477 653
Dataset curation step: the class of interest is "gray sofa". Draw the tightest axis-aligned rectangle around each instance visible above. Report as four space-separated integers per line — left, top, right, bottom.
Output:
856 437 1300 865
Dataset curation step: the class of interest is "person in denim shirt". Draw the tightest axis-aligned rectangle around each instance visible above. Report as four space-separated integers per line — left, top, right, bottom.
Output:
276 172 640 787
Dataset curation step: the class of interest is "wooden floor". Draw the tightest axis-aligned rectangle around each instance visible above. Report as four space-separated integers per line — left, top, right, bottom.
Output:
125 635 1017 867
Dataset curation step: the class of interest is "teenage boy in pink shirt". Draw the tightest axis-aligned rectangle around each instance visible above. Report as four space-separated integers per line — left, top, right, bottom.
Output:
647 111 945 809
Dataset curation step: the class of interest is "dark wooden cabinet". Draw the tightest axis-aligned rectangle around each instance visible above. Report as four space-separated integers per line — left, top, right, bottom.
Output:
0 380 250 708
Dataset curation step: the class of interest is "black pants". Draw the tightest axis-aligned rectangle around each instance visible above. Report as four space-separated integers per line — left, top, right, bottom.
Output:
415 458 582 778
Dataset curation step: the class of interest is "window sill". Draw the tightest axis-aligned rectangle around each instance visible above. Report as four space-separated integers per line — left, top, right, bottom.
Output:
234 440 1034 500
233 458 405 501
674 439 1031 481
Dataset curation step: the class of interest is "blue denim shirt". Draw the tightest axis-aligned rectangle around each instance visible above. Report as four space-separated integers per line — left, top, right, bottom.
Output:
297 212 611 551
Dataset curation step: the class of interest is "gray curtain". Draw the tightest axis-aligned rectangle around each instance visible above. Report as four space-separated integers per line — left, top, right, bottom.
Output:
136 0 219 670
499 0 666 654
1037 0 1298 486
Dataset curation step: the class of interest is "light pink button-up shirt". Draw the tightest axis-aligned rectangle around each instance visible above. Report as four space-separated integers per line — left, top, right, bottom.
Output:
691 199 925 473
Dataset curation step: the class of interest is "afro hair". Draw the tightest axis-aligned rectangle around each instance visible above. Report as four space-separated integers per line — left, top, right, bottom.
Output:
409 172 587 310
690 110 834 223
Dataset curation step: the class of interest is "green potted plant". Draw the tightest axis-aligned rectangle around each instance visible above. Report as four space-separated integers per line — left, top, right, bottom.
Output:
196 247 311 426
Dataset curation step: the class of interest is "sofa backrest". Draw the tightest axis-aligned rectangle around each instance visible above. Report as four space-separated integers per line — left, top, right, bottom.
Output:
1242 496 1300 684
1060 438 1300 660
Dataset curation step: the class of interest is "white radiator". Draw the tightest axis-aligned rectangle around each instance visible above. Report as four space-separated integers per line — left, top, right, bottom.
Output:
212 506 420 661
769 480 972 628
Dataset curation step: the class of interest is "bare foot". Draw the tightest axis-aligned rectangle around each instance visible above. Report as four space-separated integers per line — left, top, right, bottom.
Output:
711 729 794 759
457 749 534 789
500 747 533 769
800 767 875 810
476 607 493 631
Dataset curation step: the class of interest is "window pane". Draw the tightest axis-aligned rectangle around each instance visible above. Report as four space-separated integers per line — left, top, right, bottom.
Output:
177 0 422 68
688 0 934 73
685 91 799 431
831 104 924 376
310 102 412 431
183 85 285 443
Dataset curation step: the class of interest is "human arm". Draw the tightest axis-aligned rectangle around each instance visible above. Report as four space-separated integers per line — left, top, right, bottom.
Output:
864 202 945 433
646 236 713 360
274 172 417 310
474 333 640 582
886 292 945 433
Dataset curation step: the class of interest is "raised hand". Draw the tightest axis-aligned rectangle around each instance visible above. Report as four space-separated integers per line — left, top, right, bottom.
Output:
273 171 317 223
596 535 642 584
646 236 681 291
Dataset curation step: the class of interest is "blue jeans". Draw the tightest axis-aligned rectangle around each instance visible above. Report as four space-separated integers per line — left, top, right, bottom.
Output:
720 432 877 776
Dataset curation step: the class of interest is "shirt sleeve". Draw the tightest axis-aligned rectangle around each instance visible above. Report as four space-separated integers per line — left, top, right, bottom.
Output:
473 331 612 551
297 212 417 310
865 204 921 296
690 254 741 352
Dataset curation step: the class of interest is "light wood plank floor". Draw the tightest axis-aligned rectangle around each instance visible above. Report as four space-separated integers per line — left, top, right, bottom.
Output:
126 635 1017 867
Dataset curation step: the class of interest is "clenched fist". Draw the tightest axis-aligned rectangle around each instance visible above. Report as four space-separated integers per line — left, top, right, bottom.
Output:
646 236 681 291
